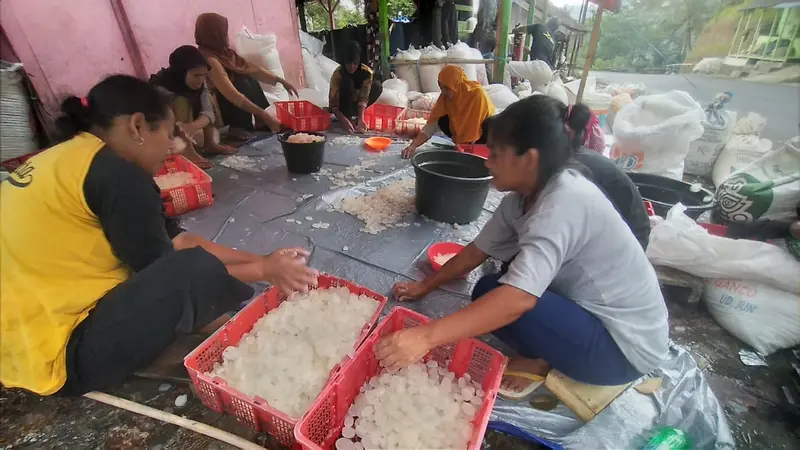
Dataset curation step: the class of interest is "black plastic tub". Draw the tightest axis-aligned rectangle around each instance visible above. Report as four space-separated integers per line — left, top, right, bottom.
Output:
627 172 715 220
279 131 326 174
411 150 493 224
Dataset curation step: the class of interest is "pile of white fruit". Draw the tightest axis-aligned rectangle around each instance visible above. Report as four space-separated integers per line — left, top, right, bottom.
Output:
335 361 482 450
208 287 378 418
337 178 415 234
286 133 325 144
433 252 457 266
154 172 195 190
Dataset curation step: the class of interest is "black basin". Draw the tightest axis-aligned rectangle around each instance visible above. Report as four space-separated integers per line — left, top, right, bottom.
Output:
278 131 326 174
627 172 715 219
411 150 493 224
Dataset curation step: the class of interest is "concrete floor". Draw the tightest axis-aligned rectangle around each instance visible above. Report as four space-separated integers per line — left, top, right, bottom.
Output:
1 136 799 449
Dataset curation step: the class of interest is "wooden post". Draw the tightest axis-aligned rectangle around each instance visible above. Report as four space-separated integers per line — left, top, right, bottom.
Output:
576 5 604 103
770 8 789 60
736 11 753 55
379 0 390 78
748 9 764 56
760 12 780 59
728 12 744 55
494 0 513 83
298 1 308 32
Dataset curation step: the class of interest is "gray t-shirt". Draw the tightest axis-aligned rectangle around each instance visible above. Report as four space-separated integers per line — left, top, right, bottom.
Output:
474 169 668 374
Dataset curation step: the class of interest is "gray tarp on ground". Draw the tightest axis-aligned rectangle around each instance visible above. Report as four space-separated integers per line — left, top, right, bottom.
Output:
181 135 734 449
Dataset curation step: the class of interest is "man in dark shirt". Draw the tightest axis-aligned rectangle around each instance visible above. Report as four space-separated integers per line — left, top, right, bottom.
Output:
514 17 560 69
441 0 459 46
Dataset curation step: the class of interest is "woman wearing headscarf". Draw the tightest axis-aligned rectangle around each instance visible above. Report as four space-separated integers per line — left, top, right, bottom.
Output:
329 41 383 134
150 45 235 169
401 65 494 159
194 13 299 134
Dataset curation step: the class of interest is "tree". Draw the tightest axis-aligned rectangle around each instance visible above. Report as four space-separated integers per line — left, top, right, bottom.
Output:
304 0 417 31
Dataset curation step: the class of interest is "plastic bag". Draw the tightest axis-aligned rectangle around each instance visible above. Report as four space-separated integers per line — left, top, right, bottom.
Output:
446 42 477 81
235 27 289 99
608 93 633 129
467 47 489 85
409 92 440 111
419 45 446 93
383 77 409 96
375 89 408 108
485 84 519 111
507 60 553 93
297 88 328 109
646 204 800 293
395 47 422 93
611 91 705 179
732 112 766 135
546 83 569 105
299 30 325 56
715 137 800 223
712 134 773 186
692 58 723 75
685 109 734 177
704 279 800 355
302 48 329 94
315 54 339 83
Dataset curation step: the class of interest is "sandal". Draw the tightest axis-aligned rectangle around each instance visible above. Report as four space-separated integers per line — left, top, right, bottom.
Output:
498 370 546 400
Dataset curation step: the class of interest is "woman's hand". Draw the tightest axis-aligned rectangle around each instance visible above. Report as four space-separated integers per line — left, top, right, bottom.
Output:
259 109 282 132
259 248 319 296
401 144 417 159
375 326 433 371
280 79 300 97
342 117 356 134
392 281 429 301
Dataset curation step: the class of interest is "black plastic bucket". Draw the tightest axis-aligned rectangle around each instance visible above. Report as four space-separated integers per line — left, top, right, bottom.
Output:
279 131 326 174
627 172 715 219
411 150 493 224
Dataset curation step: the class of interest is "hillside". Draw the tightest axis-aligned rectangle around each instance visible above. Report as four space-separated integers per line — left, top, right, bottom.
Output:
684 0 754 64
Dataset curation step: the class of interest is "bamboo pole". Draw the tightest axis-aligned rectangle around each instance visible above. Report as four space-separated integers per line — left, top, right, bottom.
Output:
737 11 753 55
748 10 764 56
84 392 262 450
760 13 780 59
728 12 744 56
576 5 604 103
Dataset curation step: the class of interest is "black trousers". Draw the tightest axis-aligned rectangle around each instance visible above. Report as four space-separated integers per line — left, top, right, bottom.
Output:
217 72 270 131
438 115 490 144
57 247 253 396
338 79 383 119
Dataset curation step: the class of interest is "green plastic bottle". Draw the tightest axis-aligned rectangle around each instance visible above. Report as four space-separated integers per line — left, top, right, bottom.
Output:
643 427 691 450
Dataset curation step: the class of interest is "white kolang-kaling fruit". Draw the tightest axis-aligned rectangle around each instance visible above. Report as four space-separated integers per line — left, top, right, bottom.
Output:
154 172 195 190
334 361 483 450
208 287 378 418
287 133 326 144
433 253 457 266
337 178 415 234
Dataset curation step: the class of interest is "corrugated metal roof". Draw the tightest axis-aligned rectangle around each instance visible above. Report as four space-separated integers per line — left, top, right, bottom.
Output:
741 0 800 11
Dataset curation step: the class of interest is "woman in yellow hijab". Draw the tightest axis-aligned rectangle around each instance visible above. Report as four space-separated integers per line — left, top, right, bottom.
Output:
402 65 495 159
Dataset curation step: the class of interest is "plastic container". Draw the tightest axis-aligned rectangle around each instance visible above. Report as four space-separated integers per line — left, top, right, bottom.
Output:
583 92 612 129
279 131 326 174
363 137 392 152
295 307 506 450
458 144 490 159
276 100 331 132
156 155 213 217
628 172 714 220
412 150 493 224
428 242 465 271
184 274 387 448
363 104 405 132
394 109 430 136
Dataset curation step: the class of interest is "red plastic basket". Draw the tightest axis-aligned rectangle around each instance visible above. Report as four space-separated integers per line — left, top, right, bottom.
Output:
394 109 431 136
276 100 331 132
295 307 506 450
1 150 43 172
155 155 213 217
458 144 490 159
363 104 405 132
184 274 387 448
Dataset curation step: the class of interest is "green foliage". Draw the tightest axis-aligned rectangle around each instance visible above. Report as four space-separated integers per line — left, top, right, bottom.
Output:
581 0 743 71
305 0 417 31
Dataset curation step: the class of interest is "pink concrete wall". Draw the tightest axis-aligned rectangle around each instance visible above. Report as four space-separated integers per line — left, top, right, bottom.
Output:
1 0 304 111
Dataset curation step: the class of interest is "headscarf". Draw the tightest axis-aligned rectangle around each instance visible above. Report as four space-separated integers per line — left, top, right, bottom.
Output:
428 65 495 144
194 13 259 75
150 45 209 119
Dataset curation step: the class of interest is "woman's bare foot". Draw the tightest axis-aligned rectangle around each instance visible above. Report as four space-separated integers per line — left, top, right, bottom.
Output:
181 142 212 169
202 142 237 156
501 357 551 393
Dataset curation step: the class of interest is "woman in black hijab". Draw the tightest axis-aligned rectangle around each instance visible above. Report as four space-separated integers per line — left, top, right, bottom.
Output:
151 45 235 168
329 41 383 134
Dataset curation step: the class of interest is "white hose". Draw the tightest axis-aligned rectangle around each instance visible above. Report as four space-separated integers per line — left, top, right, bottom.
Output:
83 391 262 449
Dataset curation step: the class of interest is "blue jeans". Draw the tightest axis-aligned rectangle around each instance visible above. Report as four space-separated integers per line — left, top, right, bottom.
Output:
472 273 642 386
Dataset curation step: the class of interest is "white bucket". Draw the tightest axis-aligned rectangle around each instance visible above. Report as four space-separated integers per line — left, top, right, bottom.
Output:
583 91 612 129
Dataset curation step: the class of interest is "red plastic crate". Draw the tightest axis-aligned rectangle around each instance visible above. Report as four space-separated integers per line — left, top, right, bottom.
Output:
184 274 387 448
156 155 213 217
276 100 331 132
1 150 43 172
458 144 490 159
363 104 405 132
394 109 431 136
295 307 506 450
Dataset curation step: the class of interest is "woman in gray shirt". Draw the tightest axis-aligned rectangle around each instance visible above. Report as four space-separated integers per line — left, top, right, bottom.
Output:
377 96 668 394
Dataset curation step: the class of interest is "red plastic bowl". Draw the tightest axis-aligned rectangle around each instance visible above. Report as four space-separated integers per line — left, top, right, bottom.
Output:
427 242 465 271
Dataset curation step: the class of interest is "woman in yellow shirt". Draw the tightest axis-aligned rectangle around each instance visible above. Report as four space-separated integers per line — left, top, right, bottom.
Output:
0 75 318 396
